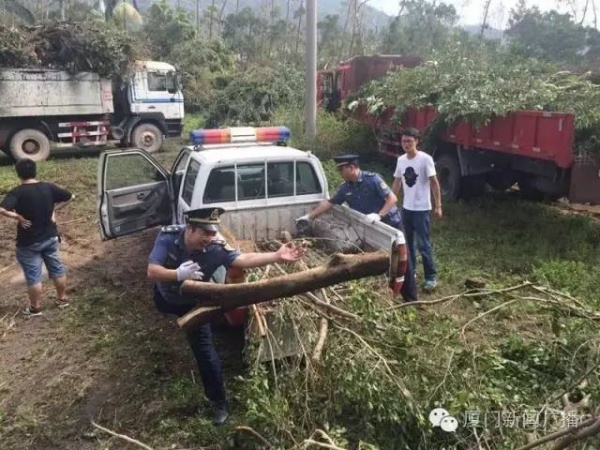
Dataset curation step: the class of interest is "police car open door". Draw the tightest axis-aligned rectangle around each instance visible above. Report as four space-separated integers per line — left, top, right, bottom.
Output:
97 148 173 240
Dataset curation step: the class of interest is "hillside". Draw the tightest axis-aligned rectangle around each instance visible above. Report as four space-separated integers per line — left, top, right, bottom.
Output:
461 23 506 41
136 0 393 30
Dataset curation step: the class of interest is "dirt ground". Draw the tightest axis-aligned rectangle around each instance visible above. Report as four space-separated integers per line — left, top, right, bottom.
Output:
0 153 245 449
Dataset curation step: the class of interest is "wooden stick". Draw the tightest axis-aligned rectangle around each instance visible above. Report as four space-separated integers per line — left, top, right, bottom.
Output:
177 252 385 329
312 289 330 362
515 416 599 450
251 305 267 338
302 439 346 450
235 425 275 449
91 420 154 450
388 282 534 310
548 360 600 403
553 417 600 449
436 299 519 346
272 263 360 321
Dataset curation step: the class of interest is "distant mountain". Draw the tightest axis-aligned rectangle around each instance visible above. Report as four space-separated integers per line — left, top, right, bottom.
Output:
461 24 506 42
136 0 393 31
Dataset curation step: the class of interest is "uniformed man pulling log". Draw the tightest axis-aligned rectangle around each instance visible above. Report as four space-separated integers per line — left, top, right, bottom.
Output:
296 154 418 302
147 207 305 425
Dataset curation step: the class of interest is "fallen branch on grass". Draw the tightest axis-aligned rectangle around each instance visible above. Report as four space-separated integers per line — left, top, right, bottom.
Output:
312 289 330 362
548 360 600 404
177 252 380 329
515 416 600 450
271 263 360 321
302 440 347 450
516 294 600 321
388 281 534 310
91 420 154 450
334 323 417 405
0 309 20 340
236 425 275 449
553 415 600 449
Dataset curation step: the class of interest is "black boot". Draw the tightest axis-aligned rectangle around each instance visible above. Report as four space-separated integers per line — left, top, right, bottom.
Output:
212 401 229 426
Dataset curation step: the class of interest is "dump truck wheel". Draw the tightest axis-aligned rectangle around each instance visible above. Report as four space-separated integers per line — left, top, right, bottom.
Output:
486 170 516 191
435 153 461 201
460 175 486 200
10 129 51 162
132 123 163 153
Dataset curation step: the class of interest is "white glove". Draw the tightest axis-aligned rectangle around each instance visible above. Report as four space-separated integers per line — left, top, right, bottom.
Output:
295 214 311 223
176 260 204 281
366 213 381 223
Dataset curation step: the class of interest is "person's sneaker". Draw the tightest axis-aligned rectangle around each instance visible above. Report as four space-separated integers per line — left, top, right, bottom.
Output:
212 402 229 426
422 279 437 292
23 306 43 317
55 298 70 309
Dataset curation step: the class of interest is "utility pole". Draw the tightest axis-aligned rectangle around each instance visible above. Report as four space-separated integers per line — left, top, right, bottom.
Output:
305 0 317 138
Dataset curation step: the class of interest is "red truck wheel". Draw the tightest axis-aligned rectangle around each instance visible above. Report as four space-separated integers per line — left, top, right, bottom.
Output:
436 154 461 201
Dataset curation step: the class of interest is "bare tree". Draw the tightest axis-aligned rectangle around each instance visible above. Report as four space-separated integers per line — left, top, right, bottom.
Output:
296 0 305 56
196 0 200 29
209 0 216 39
480 0 493 39
580 0 591 24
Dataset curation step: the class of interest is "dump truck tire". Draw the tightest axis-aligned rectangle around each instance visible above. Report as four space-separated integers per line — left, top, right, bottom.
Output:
10 129 51 162
435 153 461 201
132 123 163 153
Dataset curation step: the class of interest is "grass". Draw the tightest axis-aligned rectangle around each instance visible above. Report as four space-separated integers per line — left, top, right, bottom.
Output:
0 126 599 449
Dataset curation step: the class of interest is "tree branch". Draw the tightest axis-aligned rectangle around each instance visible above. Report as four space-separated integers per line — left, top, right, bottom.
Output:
515 416 599 450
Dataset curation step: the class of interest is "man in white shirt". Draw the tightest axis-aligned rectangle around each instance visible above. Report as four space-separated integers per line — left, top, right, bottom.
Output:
391 128 442 291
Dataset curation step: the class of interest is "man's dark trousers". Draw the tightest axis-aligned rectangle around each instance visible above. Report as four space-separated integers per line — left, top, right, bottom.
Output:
153 285 226 405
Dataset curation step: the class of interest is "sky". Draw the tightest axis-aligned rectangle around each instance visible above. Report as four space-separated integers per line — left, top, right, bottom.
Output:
368 0 576 28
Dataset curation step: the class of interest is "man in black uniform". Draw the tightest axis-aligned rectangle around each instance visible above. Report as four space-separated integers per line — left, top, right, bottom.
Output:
147 207 304 425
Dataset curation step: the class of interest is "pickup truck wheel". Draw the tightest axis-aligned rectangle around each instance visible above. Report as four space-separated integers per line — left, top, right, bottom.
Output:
10 129 51 162
132 123 163 153
435 154 461 201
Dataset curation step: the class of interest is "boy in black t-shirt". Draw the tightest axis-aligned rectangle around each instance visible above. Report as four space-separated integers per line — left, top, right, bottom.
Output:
0 159 74 316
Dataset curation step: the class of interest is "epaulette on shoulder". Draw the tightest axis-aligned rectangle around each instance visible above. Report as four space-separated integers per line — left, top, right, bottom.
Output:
363 171 377 177
161 225 182 234
212 239 235 251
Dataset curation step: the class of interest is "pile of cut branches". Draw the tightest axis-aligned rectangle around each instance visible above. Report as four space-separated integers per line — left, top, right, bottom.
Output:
0 21 144 78
233 239 600 449
347 45 600 158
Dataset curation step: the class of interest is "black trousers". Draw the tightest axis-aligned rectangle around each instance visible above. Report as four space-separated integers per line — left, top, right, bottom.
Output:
153 285 227 405
401 250 418 302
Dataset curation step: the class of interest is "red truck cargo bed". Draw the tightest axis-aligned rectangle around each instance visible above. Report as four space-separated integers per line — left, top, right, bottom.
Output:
356 105 576 170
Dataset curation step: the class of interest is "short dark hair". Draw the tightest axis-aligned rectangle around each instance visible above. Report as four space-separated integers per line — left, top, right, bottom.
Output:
402 127 421 140
15 158 36 180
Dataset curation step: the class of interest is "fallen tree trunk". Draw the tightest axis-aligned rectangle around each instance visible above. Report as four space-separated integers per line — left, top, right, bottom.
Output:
177 251 389 330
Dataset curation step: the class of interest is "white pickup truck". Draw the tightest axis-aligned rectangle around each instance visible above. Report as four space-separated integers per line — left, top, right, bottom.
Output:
96 126 408 335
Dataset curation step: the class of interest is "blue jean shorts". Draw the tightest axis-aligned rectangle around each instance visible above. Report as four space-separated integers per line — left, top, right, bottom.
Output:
16 236 66 286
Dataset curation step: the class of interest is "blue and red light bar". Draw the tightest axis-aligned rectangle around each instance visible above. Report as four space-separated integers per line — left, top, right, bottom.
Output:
190 126 291 146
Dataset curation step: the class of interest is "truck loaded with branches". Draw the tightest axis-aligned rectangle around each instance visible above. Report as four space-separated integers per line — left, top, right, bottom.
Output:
319 50 600 205
0 21 184 161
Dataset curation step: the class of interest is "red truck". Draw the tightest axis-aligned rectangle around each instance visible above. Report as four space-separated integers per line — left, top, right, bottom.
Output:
318 55 600 204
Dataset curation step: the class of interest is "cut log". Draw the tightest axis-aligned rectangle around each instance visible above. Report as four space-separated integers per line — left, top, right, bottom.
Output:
177 251 389 330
